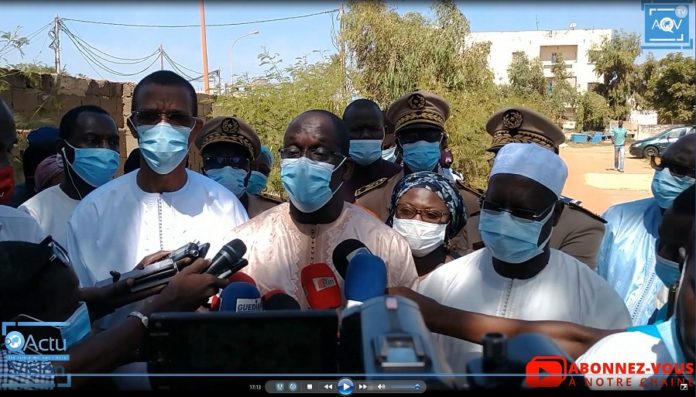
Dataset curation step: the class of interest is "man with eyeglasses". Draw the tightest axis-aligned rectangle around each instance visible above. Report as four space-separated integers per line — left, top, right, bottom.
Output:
66 70 248 293
195 116 283 218
355 91 481 258
223 110 418 308
598 133 696 326
0 98 46 243
417 142 630 374
453 107 607 268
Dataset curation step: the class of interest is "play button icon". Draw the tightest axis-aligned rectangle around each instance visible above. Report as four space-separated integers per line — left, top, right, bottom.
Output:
337 378 354 396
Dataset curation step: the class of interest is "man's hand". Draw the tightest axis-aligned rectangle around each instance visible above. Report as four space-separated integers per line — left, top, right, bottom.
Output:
389 286 447 333
134 250 170 270
153 258 228 313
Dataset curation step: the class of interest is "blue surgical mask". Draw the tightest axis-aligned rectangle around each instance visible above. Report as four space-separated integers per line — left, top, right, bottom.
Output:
62 142 119 187
59 301 91 349
137 122 192 175
206 166 248 197
657 318 687 364
247 170 268 195
350 139 382 166
281 156 345 213
382 146 397 163
479 207 554 264
402 140 441 172
651 168 695 209
655 250 682 289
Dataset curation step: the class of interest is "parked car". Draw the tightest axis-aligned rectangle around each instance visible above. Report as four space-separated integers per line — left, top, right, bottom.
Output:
629 125 695 158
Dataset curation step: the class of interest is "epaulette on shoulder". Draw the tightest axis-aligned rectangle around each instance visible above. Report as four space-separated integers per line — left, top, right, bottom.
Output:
258 192 285 204
455 179 484 198
561 197 607 224
355 177 389 199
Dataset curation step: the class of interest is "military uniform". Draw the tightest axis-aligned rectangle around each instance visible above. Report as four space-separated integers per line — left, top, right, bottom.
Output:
464 107 607 268
196 116 284 218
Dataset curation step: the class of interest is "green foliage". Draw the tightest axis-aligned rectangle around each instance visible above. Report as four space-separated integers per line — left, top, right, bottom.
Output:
588 31 641 120
645 53 695 124
507 52 546 97
576 91 610 131
214 50 350 196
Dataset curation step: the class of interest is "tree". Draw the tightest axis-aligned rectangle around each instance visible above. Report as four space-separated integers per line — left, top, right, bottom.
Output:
507 52 546 97
588 31 641 120
646 53 696 124
633 53 659 110
576 91 610 131
548 53 578 124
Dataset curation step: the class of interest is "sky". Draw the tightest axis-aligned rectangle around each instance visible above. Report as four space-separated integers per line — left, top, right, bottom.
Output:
2 1 694 92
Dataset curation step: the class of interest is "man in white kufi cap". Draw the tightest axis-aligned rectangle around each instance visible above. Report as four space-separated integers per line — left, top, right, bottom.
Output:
417 143 631 374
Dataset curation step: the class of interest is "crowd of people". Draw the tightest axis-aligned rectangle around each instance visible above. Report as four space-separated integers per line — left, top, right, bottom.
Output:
0 70 694 391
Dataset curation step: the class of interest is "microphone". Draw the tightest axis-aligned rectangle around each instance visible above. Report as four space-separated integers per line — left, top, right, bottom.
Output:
228 271 256 287
262 290 301 310
219 282 262 312
206 239 248 278
332 239 373 280
344 253 387 308
300 263 342 309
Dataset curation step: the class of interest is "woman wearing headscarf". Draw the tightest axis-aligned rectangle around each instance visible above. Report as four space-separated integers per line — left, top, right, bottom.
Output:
387 171 466 276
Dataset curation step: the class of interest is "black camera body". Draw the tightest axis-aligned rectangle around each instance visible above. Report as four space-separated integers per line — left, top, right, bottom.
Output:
94 241 210 292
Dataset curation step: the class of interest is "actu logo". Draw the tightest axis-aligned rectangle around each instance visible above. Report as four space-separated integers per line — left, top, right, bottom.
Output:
4 331 25 353
525 356 568 388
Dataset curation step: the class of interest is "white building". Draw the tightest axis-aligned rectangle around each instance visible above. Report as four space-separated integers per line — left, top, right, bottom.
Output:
469 28 613 93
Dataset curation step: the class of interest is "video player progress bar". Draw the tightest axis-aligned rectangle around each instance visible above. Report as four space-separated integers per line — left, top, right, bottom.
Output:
265 380 427 394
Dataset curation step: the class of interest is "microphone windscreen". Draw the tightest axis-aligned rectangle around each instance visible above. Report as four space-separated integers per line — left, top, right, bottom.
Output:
227 271 256 287
332 239 372 279
262 291 301 310
344 254 387 303
219 282 261 312
300 263 342 309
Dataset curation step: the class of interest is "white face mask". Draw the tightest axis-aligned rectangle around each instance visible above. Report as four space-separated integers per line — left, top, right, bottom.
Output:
392 218 447 257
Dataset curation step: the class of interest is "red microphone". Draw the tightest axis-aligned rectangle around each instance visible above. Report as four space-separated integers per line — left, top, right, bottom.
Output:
300 263 342 309
228 271 257 287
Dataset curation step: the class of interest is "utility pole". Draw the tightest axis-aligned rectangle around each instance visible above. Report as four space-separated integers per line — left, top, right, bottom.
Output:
49 16 61 76
338 2 347 102
159 45 164 70
199 0 210 94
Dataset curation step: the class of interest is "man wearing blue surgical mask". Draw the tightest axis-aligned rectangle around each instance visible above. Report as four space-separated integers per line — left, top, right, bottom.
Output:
0 238 228 390
223 110 418 308
247 145 274 195
196 116 282 218
417 143 630 374
19 106 119 250
65 71 248 324
342 99 401 203
598 133 696 326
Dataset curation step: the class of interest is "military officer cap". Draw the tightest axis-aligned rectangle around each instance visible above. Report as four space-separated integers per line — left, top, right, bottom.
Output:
386 90 450 134
485 107 565 153
196 116 261 160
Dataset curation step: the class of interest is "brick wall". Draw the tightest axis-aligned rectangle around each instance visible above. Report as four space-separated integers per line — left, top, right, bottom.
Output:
0 70 215 174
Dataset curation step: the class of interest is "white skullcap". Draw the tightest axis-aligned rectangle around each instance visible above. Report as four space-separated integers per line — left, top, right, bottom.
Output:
490 142 568 197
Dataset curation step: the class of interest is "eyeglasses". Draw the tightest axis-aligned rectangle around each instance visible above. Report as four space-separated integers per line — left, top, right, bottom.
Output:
397 130 443 145
395 203 449 224
279 147 345 164
203 154 250 170
650 156 696 178
130 110 196 128
481 199 556 221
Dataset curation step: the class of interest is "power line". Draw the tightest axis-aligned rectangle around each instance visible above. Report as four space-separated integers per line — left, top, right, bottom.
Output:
60 9 338 29
62 22 160 63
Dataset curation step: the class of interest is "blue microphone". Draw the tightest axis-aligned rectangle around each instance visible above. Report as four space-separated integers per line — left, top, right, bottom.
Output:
219 282 261 312
344 253 388 308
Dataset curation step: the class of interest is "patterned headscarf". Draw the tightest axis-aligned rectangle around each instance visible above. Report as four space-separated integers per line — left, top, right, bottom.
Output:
386 171 467 241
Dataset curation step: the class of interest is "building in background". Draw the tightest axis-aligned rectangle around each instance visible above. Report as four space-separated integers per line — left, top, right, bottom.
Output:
469 27 613 93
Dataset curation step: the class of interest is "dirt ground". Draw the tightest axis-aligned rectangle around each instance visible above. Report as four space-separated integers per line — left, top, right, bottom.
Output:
559 142 653 215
